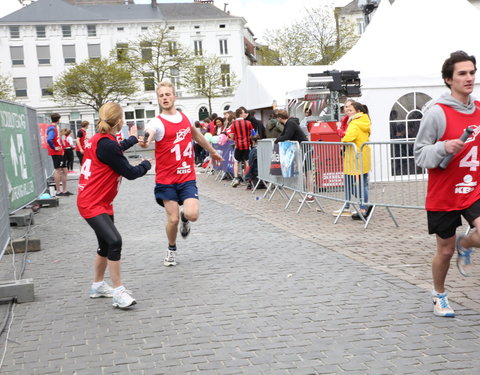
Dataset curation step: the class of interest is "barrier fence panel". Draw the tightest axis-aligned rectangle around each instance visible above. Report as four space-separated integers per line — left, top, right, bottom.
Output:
27 106 48 196
360 141 427 209
257 139 304 202
0 142 10 258
37 114 54 181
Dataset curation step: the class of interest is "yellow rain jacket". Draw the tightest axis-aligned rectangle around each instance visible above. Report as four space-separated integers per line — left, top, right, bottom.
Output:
341 112 371 175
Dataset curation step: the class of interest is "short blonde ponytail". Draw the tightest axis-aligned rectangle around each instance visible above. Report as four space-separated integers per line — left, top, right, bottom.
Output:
96 102 123 134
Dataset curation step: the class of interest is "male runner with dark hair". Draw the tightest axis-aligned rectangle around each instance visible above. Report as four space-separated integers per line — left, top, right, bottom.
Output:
414 50 480 317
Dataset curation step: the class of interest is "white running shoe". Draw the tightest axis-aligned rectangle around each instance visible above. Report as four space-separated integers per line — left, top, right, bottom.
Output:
164 250 177 266
456 234 474 277
89 282 114 298
112 288 136 309
432 292 455 317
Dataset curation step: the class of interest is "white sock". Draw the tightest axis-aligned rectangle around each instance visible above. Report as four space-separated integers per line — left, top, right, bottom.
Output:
92 281 105 288
432 290 446 297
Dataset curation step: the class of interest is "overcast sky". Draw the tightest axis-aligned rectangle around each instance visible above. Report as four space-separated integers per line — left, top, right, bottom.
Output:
0 0 352 43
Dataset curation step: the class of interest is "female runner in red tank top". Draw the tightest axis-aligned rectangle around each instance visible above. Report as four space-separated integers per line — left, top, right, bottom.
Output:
77 102 151 309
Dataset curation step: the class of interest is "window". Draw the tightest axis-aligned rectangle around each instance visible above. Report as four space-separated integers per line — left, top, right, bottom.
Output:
219 39 228 55
146 110 155 119
62 45 76 64
87 24 96 37
36 25 46 38
117 27 124 31
168 25 175 30
36 45 50 65
9 26 20 39
389 92 432 176
168 41 177 56
125 111 134 120
10 46 24 66
198 106 209 120
195 66 205 89
140 41 152 61
62 25 72 38
219 24 226 29
194 40 203 56
13 77 27 97
116 43 128 61
170 67 180 90
143 72 155 91
88 44 101 59
356 18 365 35
40 76 53 96
141 26 148 31
135 109 145 119
194 25 200 29
221 64 231 87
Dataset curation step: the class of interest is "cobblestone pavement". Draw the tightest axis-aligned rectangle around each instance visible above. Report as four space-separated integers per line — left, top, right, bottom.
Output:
1 157 480 374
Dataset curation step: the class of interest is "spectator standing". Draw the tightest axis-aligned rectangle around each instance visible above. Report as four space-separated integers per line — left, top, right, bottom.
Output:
229 107 253 187
414 50 480 317
265 112 284 139
63 129 75 172
76 120 89 165
299 108 313 139
334 102 371 218
77 102 151 309
242 107 266 139
46 113 71 196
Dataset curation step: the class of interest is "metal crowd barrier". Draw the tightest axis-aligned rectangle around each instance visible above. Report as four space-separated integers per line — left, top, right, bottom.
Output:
257 139 427 228
0 100 52 259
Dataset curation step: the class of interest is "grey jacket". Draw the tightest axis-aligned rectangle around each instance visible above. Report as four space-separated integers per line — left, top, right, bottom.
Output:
414 93 477 169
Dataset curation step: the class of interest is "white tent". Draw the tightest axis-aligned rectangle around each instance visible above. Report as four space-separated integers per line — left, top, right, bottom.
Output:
231 65 327 111
330 0 480 142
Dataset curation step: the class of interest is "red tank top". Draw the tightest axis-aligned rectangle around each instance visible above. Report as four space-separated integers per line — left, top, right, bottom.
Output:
230 119 253 150
47 124 64 156
426 102 480 211
154 113 195 184
76 128 86 151
77 133 122 218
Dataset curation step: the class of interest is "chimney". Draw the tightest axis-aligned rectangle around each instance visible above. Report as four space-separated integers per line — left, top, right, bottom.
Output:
151 0 157 7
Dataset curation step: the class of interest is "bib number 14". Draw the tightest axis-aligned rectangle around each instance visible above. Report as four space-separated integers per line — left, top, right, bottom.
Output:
171 142 193 161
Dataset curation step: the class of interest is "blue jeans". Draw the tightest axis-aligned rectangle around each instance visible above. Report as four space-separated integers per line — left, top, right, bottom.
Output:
344 173 369 210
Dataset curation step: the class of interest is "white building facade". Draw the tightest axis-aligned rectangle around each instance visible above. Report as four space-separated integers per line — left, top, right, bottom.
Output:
0 0 255 131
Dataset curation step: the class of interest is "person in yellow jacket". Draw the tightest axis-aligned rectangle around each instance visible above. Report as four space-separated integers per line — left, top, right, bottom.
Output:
339 101 372 218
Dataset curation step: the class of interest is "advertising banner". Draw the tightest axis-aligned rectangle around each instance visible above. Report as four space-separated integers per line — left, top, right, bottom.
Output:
270 143 282 176
0 101 36 211
213 140 235 175
279 141 299 178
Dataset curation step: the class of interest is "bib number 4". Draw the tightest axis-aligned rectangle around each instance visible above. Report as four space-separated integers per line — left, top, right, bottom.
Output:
459 146 479 171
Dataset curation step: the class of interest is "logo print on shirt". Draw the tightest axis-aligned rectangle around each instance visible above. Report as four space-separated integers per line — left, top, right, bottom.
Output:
464 125 480 144
176 161 191 175
455 174 477 194
174 127 191 144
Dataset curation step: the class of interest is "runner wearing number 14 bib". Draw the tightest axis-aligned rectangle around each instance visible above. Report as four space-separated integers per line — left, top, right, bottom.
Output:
414 51 480 318
143 81 223 267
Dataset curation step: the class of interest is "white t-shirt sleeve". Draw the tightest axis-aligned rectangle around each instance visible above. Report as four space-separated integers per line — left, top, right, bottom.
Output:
146 117 165 142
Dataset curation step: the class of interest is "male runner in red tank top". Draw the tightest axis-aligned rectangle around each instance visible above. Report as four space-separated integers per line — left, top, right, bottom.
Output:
144 81 223 266
415 51 480 317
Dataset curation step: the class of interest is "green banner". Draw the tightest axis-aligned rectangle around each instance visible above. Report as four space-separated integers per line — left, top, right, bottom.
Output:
0 102 35 211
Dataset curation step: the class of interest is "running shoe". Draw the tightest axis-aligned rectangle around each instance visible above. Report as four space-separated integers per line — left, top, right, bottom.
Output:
164 250 177 266
305 194 315 203
112 287 136 309
179 211 191 239
432 292 455 317
89 282 114 298
456 234 474 277
64 191 74 196
231 178 240 188
332 208 352 217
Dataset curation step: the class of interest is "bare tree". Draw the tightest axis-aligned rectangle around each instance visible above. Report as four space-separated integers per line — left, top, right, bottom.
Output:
182 54 238 115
